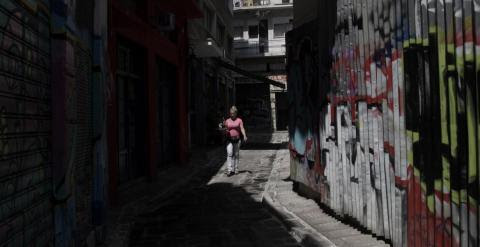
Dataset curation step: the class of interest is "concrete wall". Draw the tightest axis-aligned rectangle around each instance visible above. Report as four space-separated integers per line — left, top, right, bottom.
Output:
289 0 480 246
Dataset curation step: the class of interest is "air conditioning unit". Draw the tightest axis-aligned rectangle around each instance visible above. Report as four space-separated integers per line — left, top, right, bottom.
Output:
155 12 175 31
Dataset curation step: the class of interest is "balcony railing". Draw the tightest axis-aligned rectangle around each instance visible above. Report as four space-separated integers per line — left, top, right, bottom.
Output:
234 40 286 58
233 0 293 9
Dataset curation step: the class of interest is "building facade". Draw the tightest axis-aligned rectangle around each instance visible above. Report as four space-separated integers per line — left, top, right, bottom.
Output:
106 0 203 206
188 0 236 147
0 0 202 246
232 0 292 132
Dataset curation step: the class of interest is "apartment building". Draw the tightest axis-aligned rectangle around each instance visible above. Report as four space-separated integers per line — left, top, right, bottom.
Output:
232 0 293 132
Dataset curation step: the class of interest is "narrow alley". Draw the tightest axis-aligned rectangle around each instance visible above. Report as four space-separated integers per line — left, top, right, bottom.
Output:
115 133 389 247
2 0 480 246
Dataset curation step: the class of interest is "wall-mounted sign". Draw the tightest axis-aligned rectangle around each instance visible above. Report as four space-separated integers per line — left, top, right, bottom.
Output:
267 74 287 84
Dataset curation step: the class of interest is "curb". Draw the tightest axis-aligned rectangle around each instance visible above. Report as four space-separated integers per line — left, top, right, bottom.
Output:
261 150 336 247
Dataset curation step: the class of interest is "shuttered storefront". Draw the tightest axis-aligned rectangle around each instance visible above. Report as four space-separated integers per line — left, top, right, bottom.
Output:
0 0 53 245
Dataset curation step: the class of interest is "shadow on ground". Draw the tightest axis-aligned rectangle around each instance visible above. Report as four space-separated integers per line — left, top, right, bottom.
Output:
240 142 288 150
293 182 393 246
128 152 300 247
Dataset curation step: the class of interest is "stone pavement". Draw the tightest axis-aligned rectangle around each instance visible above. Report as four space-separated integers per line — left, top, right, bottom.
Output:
263 149 391 247
246 131 289 144
128 141 302 247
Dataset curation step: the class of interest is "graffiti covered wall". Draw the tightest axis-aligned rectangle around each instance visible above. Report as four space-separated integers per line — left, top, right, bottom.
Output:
288 0 480 246
0 0 53 245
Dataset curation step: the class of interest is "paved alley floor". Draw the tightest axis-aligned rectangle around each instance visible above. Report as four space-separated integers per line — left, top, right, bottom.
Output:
129 144 301 247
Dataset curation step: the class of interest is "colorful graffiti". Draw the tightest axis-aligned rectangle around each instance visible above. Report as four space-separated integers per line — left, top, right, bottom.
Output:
288 0 480 246
287 30 319 164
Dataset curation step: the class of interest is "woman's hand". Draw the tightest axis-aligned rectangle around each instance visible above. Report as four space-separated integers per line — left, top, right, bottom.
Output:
240 121 247 143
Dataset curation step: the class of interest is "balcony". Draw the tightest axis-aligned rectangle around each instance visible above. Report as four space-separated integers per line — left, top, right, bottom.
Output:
234 40 286 58
233 0 293 10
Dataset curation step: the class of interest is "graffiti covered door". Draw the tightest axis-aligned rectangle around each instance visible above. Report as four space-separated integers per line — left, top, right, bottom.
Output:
0 0 53 245
116 41 147 183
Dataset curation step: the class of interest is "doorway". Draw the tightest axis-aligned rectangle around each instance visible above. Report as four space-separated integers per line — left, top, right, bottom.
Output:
259 19 269 53
117 39 147 184
157 58 178 168
275 92 288 130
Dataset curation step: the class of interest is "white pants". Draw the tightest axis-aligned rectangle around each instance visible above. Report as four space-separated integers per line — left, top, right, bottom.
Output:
226 140 241 173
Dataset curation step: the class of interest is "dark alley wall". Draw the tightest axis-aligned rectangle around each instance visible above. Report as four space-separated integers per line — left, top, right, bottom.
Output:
288 0 480 246
0 0 108 246
0 0 53 245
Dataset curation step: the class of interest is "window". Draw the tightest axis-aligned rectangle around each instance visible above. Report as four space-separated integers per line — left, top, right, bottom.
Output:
217 21 225 46
204 5 214 33
227 36 233 58
234 26 243 39
248 25 259 39
274 23 291 38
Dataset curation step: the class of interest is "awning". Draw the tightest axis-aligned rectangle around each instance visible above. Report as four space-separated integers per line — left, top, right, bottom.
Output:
215 59 286 89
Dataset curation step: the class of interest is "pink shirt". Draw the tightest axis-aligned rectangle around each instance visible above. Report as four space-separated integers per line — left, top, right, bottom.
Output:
225 118 243 138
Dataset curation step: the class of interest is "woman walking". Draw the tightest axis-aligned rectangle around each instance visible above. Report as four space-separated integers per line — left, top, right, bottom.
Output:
223 106 247 176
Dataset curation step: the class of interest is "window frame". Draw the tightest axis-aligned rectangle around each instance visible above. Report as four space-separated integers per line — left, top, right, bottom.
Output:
248 25 259 39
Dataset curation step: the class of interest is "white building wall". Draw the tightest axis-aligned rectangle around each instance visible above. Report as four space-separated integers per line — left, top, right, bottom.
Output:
233 15 291 58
